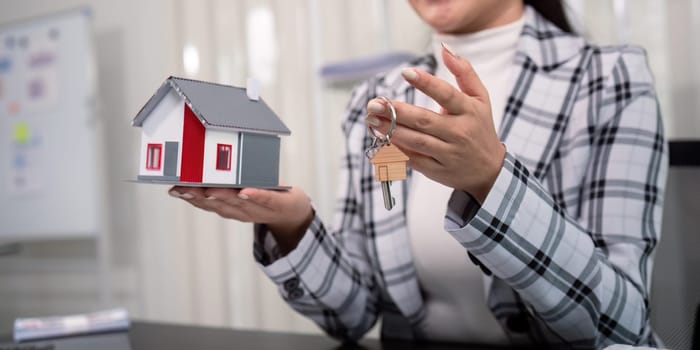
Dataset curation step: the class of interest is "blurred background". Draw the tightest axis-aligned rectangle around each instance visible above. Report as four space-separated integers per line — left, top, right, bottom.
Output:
0 0 698 348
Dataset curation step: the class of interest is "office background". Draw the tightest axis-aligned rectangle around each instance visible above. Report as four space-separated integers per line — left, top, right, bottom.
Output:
0 0 698 348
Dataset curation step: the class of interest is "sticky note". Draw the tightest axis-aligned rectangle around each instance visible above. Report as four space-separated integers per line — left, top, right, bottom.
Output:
14 122 30 144
0 56 11 73
8 100 19 114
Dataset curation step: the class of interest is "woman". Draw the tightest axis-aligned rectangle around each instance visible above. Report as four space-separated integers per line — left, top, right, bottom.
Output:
170 0 667 348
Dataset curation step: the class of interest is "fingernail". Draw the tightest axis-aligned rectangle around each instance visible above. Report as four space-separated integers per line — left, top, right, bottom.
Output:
367 100 385 114
238 193 249 200
181 193 194 200
206 196 217 200
441 42 457 57
169 190 182 198
401 67 418 81
366 116 381 127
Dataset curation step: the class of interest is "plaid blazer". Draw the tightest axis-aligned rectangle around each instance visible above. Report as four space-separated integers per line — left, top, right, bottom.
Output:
254 6 667 349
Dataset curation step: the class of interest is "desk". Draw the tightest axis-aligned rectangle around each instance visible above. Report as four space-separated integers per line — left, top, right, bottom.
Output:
1 321 525 350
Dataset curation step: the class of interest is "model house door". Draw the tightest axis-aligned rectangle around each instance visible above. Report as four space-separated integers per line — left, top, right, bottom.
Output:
163 141 179 177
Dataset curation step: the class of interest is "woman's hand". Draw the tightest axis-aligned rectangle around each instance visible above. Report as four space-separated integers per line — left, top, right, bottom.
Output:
365 45 505 204
169 186 314 254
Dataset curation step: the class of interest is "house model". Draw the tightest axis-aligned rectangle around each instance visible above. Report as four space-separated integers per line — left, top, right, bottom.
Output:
132 76 291 189
370 144 408 182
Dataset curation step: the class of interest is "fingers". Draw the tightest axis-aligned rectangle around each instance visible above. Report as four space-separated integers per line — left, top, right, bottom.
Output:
199 187 275 213
367 120 450 159
203 187 242 201
236 187 276 209
169 186 205 200
440 43 489 102
400 67 470 115
366 98 458 143
396 44 489 115
406 152 443 175
168 186 261 220
194 196 251 219
169 185 302 223
167 185 314 240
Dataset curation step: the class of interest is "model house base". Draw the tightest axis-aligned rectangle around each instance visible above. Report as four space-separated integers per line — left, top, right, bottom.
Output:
130 178 290 190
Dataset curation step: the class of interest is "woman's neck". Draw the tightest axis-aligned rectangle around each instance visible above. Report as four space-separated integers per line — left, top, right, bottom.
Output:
432 13 525 64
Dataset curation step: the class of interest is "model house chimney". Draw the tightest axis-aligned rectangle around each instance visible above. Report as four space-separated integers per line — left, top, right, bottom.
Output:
246 78 259 101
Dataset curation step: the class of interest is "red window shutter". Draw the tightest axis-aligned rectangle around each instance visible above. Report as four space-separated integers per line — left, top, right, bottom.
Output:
146 143 162 170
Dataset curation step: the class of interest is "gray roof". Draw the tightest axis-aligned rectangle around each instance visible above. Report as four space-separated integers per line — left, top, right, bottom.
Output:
132 76 291 136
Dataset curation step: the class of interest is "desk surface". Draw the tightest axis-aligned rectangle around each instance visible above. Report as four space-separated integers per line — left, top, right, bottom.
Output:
131 321 515 350
1 321 519 350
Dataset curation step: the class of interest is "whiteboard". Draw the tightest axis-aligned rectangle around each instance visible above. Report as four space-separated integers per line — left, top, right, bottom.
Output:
0 8 99 241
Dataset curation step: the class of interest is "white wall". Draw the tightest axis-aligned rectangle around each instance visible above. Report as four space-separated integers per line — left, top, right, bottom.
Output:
0 0 178 331
567 0 700 140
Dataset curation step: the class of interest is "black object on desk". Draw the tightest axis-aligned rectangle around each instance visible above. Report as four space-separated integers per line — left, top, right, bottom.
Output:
2 321 529 350
669 140 700 166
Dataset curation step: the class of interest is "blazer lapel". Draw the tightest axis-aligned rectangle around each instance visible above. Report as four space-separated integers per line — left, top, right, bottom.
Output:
498 6 588 180
487 6 589 315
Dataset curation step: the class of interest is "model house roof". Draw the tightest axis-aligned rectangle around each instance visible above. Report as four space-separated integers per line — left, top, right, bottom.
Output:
132 76 291 136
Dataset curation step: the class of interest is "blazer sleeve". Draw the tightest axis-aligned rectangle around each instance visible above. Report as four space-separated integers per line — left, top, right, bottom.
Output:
443 48 667 348
252 81 379 342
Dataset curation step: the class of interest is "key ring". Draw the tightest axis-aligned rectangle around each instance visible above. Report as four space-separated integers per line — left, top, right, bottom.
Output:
367 96 397 145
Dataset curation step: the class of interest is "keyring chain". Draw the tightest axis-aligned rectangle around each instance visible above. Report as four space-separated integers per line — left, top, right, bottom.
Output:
365 96 397 159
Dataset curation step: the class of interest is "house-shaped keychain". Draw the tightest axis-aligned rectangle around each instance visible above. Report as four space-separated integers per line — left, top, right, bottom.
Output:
370 143 408 182
131 76 290 189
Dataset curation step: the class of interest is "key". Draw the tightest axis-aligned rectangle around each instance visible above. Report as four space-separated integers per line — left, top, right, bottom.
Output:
365 97 407 211
381 181 395 210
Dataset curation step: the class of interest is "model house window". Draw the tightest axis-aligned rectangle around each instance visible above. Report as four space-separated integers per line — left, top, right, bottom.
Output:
216 144 232 170
146 143 162 170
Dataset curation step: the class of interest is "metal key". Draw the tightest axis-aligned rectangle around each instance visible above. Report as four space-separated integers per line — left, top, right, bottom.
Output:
365 97 408 211
381 181 395 210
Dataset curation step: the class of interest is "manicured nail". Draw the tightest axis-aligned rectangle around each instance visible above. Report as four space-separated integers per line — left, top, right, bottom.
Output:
441 42 457 58
367 100 385 114
366 116 381 127
181 193 194 199
169 190 182 198
206 196 217 200
238 193 249 200
401 67 418 81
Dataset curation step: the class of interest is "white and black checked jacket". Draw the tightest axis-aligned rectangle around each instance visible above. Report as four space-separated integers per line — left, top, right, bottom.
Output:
254 7 667 349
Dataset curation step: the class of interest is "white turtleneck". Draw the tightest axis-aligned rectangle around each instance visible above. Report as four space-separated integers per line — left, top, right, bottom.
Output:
407 15 524 344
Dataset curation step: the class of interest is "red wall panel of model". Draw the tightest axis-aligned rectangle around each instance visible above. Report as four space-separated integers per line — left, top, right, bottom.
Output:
180 103 205 182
